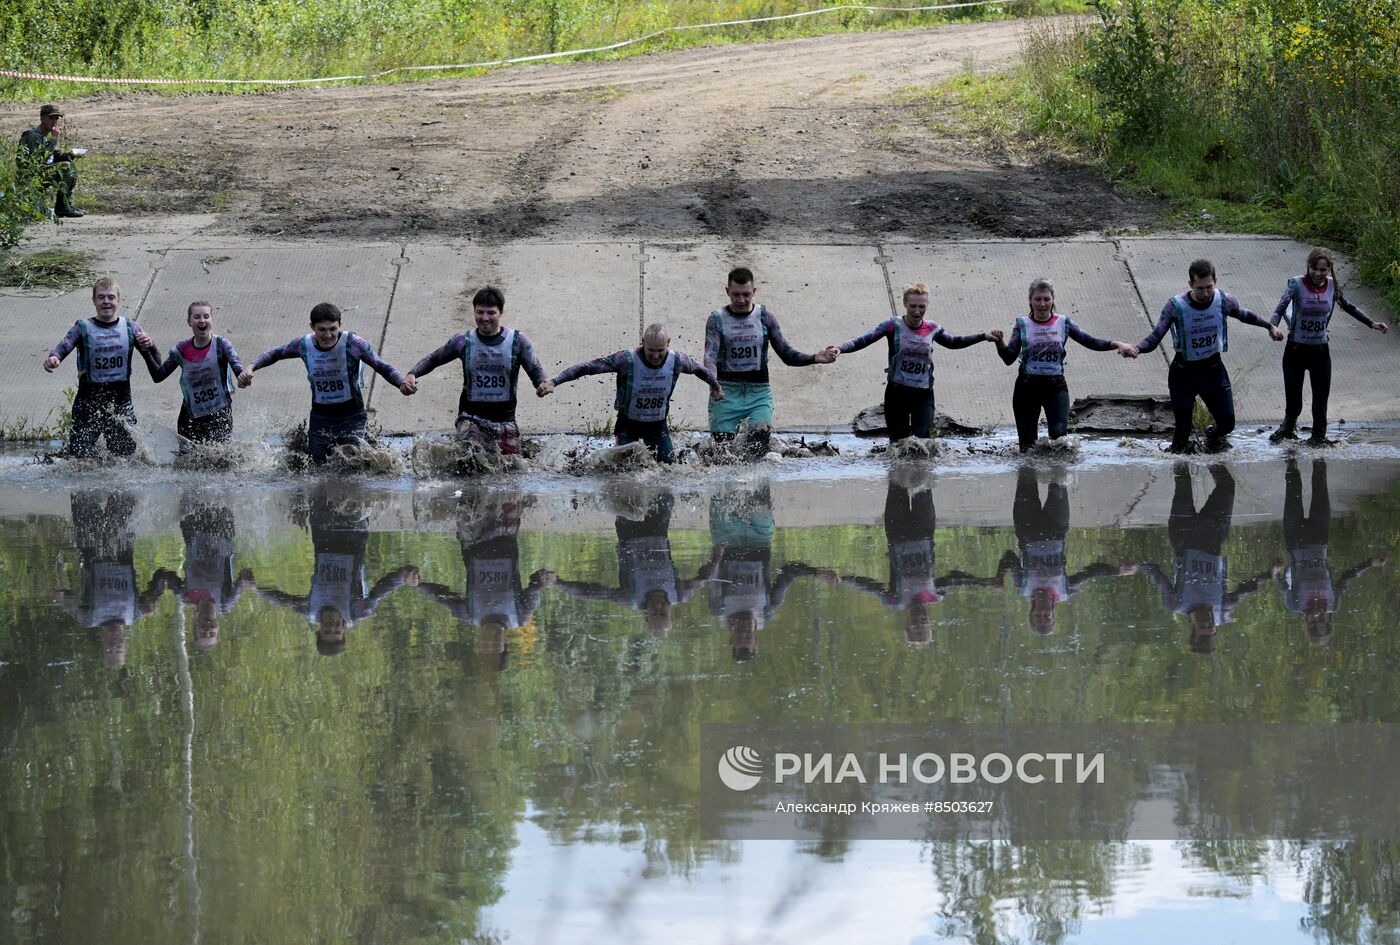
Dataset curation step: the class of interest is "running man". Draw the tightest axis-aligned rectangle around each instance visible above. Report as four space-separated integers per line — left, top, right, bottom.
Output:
44 277 160 458
1124 259 1284 453
539 323 723 462
145 300 245 449
1273 458 1386 645
837 282 999 443
404 286 547 456
994 278 1136 451
237 302 413 464
704 267 838 459
1268 247 1389 446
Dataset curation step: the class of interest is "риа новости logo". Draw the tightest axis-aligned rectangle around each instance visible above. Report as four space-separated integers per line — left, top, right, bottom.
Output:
718 746 764 791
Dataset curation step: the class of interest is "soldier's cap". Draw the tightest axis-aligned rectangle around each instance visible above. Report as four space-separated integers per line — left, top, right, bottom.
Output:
40 105 63 118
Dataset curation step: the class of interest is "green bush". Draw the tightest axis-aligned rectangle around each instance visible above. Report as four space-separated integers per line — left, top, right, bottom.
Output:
1008 0 1400 308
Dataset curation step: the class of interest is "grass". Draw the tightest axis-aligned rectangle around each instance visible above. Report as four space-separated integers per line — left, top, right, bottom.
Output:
0 387 74 442
0 2 1093 102
922 9 1400 311
0 249 97 292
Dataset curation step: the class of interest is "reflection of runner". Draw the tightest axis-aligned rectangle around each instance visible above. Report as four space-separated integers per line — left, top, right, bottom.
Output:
53 490 171 668
708 484 814 661
153 494 252 650
553 489 722 638
1138 465 1273 653
997 466 1137 635
1273 459 1386 645
252 487 418 654
836 480 1002 645
414 490 553 671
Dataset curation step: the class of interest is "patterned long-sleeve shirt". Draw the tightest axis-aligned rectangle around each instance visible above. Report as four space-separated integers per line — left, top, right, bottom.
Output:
147 336 245 382
252 331 403 415
703 305 817 384
49 317 161 384
997 315 1115 367
1270 279 1374 330
1136 291 1270 354
553 348 720 390
410 329 546 398
840 317 986 354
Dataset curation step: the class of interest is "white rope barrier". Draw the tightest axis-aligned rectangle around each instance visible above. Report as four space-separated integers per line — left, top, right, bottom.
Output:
0 0 1020 87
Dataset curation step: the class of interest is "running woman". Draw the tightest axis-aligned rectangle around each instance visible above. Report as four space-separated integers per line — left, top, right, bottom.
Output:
145 301 245 449
44 277 160 458
1123 259 1284 453
837 282 999 443
404 286 547 456
1268 247 1389 446
237 302 413 464
993 278 1136 452
704 267 838 459
539 322 723 462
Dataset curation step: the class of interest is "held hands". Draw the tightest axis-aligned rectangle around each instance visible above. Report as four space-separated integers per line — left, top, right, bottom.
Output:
986 329 1004 344
815 345 840 364
134 330 155 351
236 367 254 388
1117 343 1140 359
398 374 417 396
43 355 60 373
1269 325 1285 341
711 385 726 401
536 380 554 397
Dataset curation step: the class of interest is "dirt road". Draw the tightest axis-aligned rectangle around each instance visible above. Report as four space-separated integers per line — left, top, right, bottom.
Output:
3 19 1146 242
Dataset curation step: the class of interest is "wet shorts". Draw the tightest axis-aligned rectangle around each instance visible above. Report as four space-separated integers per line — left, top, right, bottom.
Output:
708 381 774 435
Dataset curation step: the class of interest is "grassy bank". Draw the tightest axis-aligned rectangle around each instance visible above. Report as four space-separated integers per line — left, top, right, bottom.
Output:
0 0 1082 98
929 2 1400 309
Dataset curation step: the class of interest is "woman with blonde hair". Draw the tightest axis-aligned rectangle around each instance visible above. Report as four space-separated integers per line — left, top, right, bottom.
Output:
837 282 999 442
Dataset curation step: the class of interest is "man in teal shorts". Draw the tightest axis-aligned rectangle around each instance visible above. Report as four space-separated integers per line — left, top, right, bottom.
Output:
703 267 837 458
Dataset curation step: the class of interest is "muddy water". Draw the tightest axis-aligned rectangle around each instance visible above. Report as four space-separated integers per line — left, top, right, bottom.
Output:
3 452 1400 944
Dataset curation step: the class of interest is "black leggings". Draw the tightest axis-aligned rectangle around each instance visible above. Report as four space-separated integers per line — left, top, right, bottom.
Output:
1168 465 1234 555
1168 354 1234 447
884 383 934 440
1281 341 1331 435
1283 458 1329 549
1012 374 1070 450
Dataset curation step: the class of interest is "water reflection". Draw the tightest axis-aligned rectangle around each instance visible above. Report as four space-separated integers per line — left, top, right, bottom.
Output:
554 485 720 639
54 490 171 667
153 491 251 650
250 484 419 654
1139 464 1273 653
837 477 1003 646
3 462 1400 944
415 488 552 670
709 482 828 662
1278 458 1387 645
1002 466 1140 635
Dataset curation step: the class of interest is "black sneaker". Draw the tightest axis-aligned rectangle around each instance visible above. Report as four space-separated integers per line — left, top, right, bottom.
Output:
56 206 86 218
1306 435 1335 448
1269 425 1298 443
